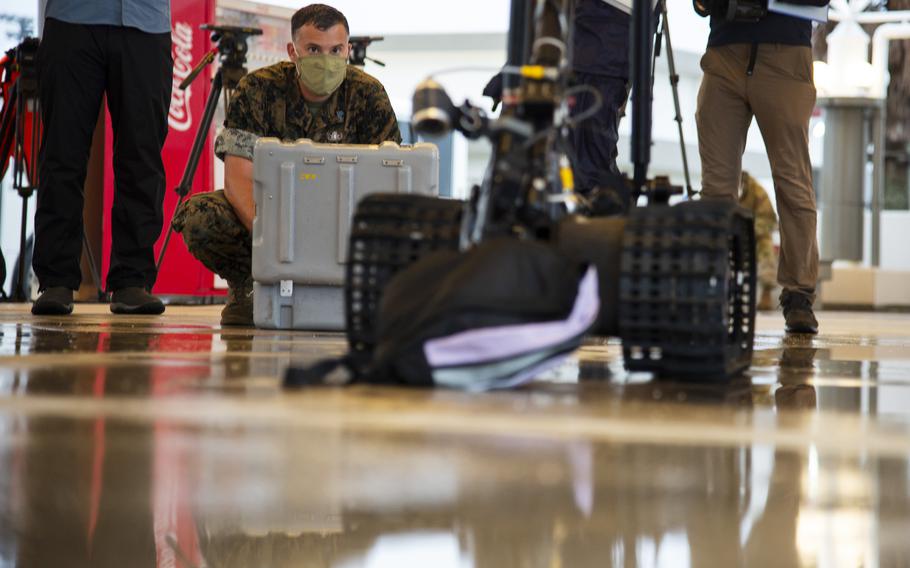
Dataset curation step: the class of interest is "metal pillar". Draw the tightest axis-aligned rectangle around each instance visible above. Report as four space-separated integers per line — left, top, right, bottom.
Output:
631 0 654 194
504 0 533 91
871 104 885 267
818 97 882 264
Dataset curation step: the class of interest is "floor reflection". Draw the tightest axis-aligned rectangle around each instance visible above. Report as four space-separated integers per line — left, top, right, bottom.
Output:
775 343 820 411
0 323 219 355
2 406 904 568
1 307 910 566
2 313 910 414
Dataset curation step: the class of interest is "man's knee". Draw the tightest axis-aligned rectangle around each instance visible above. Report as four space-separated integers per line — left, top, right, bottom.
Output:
697 129 742 201
171 192 251 284
772 181 817 216
173 191 239 249
173 193 250 286
173 196 211 250
700 181 740 202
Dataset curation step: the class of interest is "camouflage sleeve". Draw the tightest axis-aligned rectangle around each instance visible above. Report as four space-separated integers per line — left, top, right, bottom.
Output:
214 128 258 161
754 217 777 239
215 74 269 161
355 82 402 144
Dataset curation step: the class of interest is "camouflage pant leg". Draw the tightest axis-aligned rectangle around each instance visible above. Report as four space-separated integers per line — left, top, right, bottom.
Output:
172 190 251 287
755 234 777 288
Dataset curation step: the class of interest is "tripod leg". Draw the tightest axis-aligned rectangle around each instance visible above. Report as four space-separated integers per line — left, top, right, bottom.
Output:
650 11 663 97
659 2 696 198
15 194 29 302
29 100 40 189
0 87 17 182
156 70 223 274
156 194 186 272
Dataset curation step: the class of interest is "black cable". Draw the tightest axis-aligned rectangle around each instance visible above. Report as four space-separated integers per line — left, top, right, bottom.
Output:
522 83 603 149
563 84 604 128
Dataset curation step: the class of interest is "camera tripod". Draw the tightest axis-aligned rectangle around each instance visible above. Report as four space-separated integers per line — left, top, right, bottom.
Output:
0 38 102 301
156 24 262 273
4 38 40 301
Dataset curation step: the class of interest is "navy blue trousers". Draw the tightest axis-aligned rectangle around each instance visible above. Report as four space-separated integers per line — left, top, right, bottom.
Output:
568 73 629 194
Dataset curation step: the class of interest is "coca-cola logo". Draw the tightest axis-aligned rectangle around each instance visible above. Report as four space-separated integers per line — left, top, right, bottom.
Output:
169 22 194 132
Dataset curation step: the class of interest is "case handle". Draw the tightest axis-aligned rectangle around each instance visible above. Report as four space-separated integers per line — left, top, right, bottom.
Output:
398 166 412 194
279 162 295 263
338 165 354 264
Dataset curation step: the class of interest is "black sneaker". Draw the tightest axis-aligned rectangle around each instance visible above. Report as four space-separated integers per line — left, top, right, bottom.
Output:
110 287 165 315
780 290 818 334
31 287 74 315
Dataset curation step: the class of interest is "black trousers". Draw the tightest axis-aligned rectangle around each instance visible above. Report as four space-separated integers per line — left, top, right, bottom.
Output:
568 73 629 194
35 17 172 292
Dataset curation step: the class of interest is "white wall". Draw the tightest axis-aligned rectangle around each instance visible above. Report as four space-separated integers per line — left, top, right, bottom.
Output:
256 0 514 35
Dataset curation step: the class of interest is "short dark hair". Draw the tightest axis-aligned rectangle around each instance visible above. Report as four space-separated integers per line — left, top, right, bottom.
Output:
291 4 350 38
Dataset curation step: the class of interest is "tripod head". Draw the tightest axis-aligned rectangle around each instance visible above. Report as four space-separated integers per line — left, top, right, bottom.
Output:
349 36 385 67
9 37 39 97
178 24 262 91
202 24 262 73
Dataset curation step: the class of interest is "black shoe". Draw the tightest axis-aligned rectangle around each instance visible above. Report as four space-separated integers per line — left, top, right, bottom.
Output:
781 290 818 334
110 287 165 315
31 287 74 315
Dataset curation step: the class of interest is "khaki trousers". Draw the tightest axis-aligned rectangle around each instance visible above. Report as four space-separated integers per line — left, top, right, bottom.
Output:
695 44 818 295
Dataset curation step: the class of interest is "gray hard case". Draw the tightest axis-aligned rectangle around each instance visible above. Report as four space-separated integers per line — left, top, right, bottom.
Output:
251 138 440 330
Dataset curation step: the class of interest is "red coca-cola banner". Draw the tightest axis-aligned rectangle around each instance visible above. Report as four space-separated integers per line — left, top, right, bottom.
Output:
101 0 221 297
168 22 198 135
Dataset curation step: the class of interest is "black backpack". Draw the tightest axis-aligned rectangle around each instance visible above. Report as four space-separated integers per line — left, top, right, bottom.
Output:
284 238 599 390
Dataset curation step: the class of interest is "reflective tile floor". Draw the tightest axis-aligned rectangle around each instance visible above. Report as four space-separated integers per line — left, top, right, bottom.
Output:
1 304 910 567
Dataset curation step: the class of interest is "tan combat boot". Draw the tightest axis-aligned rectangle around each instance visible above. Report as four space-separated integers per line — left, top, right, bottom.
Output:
221 281 254 327
781 289 818 335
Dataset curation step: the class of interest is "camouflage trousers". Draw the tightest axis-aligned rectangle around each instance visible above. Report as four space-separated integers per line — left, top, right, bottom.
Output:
172 190 252 288
755 218 778 290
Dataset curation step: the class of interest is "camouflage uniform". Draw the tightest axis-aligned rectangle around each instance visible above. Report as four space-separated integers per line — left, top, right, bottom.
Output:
738 172 778 290
173 189 251 286
172 61 401 289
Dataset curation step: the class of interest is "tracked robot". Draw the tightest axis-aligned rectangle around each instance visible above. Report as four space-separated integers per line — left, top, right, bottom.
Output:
344 0 756 379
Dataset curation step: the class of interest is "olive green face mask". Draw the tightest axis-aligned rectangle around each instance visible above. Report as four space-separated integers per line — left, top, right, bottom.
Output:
294 53 347 97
